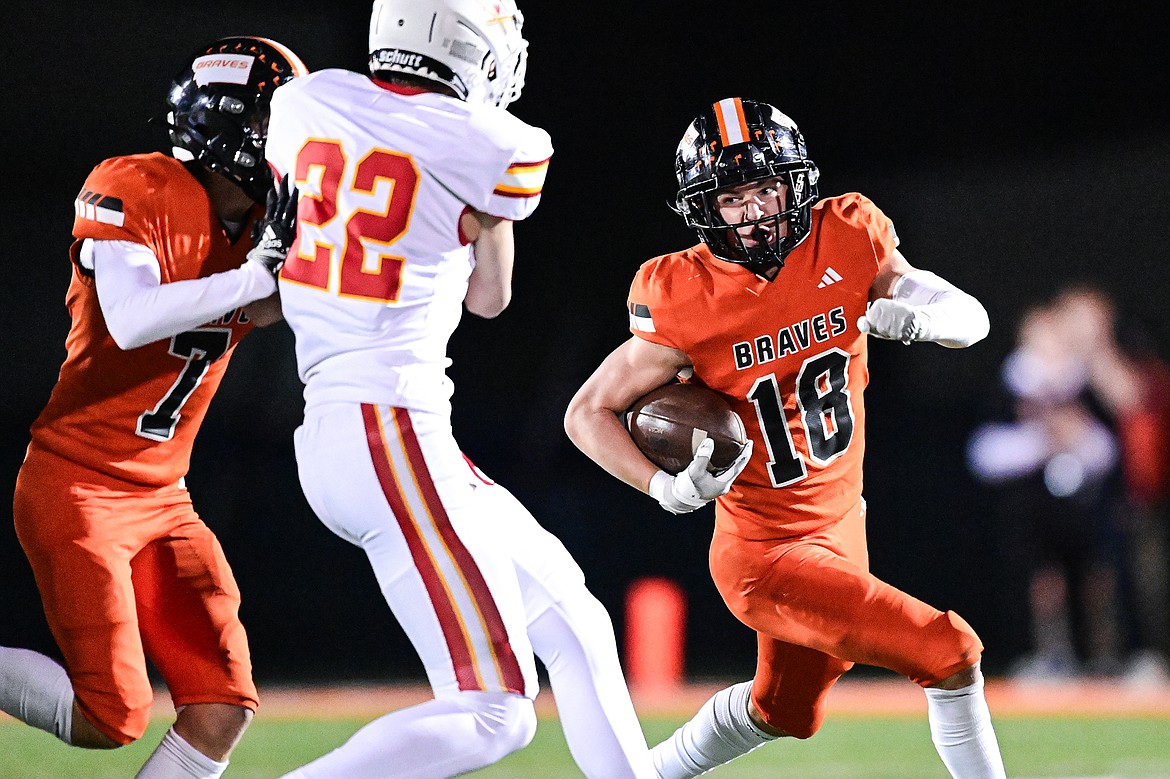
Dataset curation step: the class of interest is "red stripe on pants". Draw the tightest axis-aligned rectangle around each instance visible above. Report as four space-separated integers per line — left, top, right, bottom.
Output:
361 404 481 691
393 408 526 695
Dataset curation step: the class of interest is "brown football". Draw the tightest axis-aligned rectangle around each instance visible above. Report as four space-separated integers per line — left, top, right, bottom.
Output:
626 383 748 475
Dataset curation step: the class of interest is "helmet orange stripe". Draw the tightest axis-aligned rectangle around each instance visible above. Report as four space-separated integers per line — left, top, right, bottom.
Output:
713 100 733 147
714 98 749 146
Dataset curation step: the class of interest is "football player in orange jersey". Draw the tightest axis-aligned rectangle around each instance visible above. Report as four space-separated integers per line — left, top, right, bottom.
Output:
565 98 1007 778
1 37 305 778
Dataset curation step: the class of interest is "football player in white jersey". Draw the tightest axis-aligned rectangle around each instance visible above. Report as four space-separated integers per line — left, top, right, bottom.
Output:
262 1 654 777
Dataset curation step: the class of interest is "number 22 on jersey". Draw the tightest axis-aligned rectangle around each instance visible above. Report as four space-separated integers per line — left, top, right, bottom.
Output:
279 139 420 304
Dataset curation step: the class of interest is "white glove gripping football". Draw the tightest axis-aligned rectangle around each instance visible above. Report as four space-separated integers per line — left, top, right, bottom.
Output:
648 438 754 515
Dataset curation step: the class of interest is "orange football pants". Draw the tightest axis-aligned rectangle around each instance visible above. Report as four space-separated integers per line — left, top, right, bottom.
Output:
12 444 257 744
710 498 982 738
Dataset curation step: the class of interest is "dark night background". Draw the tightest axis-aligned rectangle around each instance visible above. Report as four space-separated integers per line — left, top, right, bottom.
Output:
3 1 1169 687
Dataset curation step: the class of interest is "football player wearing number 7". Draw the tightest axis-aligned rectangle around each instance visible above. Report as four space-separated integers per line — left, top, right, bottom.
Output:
261 1 654 777
3 37 305 779
565 98 1008 779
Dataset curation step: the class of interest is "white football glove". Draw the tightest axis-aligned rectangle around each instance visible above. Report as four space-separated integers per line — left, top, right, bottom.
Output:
858 272 989 348
857 299 925 344
648 438 754 515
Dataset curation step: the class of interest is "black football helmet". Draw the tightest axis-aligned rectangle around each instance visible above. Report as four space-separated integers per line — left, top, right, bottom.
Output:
674 98 819 277
165 36 307 202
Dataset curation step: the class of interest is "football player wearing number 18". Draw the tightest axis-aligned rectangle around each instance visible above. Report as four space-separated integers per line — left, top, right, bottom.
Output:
2 37 306 779
565 98 1008 779
263 1 653 777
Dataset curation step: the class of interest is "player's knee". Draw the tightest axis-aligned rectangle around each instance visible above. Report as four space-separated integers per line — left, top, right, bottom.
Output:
918 611 985 687
459 692 537 762
74 680 155 746
107 711 151 746
69 719 124 750
935 662 982 690
761 707 825 740
74 704 150 747
751 654 849 742
174 703 254 758
752 697 827 741
945 611 983 660
495 695 537 757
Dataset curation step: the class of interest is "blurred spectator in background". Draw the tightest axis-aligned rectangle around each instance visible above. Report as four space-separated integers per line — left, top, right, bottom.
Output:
967 286 1170 684
1063 288 1170 683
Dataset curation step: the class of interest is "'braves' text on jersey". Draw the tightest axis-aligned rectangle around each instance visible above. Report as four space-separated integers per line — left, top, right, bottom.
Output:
628 193 898 540
264 70 552 414
31 154 257 487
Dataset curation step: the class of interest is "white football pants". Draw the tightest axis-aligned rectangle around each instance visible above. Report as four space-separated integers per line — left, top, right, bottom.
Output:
289 401 653 778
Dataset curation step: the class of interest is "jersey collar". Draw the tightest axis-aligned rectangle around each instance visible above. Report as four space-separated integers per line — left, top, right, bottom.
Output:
371 78 433 96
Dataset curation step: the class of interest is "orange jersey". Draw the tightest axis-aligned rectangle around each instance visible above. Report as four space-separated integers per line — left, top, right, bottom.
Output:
30 153 258 487
629 193 898 540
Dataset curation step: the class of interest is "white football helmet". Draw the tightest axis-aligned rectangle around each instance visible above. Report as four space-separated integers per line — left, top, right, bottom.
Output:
369 0 528 108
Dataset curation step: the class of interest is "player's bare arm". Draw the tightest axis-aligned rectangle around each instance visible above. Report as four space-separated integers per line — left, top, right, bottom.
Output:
463 211 514 318
868 246 916 300
243 293 283 327
237 175 297 328
565 336 692 492
860 247 990 348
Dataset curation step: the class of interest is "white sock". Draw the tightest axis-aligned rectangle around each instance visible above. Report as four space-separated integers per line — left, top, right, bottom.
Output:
0 646 75 744
136 727 229 779
925 672 1007 779
651 681 776 779
280 691 536 779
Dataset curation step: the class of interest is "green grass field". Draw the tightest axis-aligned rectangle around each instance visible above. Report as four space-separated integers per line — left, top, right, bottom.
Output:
3 713 1169 778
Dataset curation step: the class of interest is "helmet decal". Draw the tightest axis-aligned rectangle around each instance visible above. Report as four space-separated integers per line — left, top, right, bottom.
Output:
192 54 255 86
252 36 309 77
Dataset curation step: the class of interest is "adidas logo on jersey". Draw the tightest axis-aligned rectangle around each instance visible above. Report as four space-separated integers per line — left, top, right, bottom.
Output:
818 267 843 288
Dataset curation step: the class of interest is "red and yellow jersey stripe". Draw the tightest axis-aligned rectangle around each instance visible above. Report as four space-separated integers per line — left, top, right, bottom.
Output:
492 157 549 199
362 404 526 694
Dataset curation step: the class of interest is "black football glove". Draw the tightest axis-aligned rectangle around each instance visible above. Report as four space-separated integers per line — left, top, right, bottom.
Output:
247 174 298 277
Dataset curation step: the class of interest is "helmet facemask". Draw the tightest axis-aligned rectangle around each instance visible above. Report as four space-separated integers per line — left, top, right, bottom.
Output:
488 19 528 109
679 162 819 277
167 87 269 199
673 99 820 279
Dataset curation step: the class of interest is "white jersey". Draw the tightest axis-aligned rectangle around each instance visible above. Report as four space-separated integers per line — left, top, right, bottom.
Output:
265 69 552 414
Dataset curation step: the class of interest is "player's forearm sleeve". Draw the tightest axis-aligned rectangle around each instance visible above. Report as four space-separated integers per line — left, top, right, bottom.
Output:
93 239 277 350
893 270 990 348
